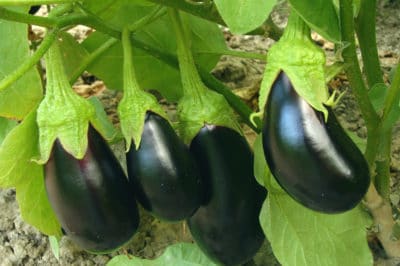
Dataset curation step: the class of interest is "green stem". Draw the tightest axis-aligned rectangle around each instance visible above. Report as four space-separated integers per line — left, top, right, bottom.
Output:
199 66 261 132
69 38 118 84
45 35 72 98
355 0 383 87
339 0 379 140
169 8 206 98
0 7 56 27
374 132 392 199
382 62 400 129
148 0 225 25
197 49 266 61
0 0 72 4
69 6 167 84
281 10 310 42
122 28 141 98
0 28 59 92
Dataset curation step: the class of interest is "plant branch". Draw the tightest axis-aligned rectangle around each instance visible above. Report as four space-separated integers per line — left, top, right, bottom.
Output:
364 184 400 257
382 62 400 129
0 27 59 92
339 0 379 131
145 0 282 40
0 7 56 27
355 0 383 87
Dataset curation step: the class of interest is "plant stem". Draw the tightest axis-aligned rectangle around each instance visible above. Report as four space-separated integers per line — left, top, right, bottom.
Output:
169 8 206 98
199 66 261 132
148 0 225 25
382 62 400 129
364 184 400 257
197 49 266 61
69 6 166 84
69 38 118 84
339 0 379 156
122 28 141 98
0 7 56 27
0 27 59 92
355 0 384 87
0 0 72 4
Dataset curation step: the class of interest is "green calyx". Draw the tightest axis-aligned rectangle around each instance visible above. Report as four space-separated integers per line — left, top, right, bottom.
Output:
118 28 167 151
177 86 241 144
36 36 95 163
258 8 329 120
170 9 240 144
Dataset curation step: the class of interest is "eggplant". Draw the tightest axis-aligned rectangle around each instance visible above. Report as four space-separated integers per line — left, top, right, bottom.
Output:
262 71 370 213
126 112 202 221
44 125 139 253
188 125 266 266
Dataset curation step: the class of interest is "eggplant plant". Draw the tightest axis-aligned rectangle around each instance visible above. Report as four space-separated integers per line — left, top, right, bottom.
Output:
0 0 399 265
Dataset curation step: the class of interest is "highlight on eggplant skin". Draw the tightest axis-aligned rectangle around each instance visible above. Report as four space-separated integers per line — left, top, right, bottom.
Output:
126 112 202 222
262 71 370 213
44 125 140 253
188 125 266 266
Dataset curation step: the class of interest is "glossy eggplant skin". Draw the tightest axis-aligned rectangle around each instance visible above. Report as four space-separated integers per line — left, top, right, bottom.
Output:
126 112 202 221
262 71 370 213
188 125 266 266
44 126 139 252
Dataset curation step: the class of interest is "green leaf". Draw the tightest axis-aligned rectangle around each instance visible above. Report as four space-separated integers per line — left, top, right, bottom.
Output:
81 5 225 101
49 236 60 261
368 83 388 112
88 97 121 143
16 165 62 237
0 110 40 188
288 0 341 43
214 0 276 34
0 9 43 119
0 110 61 236
260 189 373 266
57 31 89 80
0 117 17 145
106 243 218 266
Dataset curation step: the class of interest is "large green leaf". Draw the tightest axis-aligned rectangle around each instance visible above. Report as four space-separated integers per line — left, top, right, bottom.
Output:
289 0 341 43
214 0 276 34
0 117 17 145
107 243 218 266
57 31 89 80
81 4 225 101
0 110 61 236
253 136 373 266
0 8 43 119
260 192 373 266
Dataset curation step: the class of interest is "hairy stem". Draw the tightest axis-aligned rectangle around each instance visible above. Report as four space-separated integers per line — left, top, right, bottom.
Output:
364 185 400 257
355 0 384 87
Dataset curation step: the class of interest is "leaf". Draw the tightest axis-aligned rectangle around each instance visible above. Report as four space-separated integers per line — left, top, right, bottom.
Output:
0 110 40 188
0 8 43 119
368 83 388 112
16 165 62 237
260 188 373 266
88 97 122 143
0 117 17 145
288 0 341 43
81 5 225 101
253 134 267 187
0 110 61 236
49 236 60 261
106 243 218 266
57 31 89 80
214 0 276 34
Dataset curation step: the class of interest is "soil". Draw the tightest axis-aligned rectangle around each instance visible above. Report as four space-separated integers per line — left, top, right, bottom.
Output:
1 1 400 266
